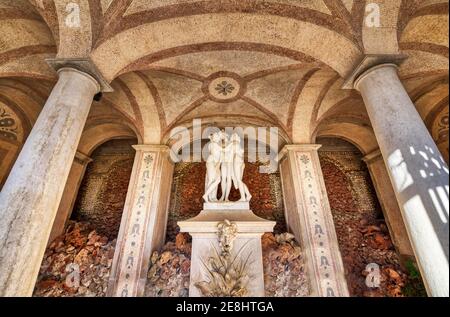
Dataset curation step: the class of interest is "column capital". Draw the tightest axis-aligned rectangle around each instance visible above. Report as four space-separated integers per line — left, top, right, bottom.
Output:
362 148 382 164
342 54 407 90
56 67 101 93
46 57 113 92
354 63 400 91
279 144 322 160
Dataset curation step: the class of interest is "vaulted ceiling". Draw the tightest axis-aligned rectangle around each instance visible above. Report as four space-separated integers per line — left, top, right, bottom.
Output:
0 0 448 156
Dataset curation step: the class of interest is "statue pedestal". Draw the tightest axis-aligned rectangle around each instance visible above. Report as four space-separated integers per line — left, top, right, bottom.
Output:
178 203 275 297
203 201 249 210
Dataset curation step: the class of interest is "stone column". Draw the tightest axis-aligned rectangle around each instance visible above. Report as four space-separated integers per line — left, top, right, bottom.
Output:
48 151 93 243
107 145 174 297
279 145 349 297
0 68 100 296
355 64 449 297
363 149 414 258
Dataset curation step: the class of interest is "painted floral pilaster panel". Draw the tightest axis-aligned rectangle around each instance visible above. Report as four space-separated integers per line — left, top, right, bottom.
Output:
292 147 349 297
114 151 155 297
109 145 172 297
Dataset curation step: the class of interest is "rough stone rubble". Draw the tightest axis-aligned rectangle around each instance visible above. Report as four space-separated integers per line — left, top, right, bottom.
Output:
33 221 422 297
334 213 425 297
262 232 309 297
144 233 191 297
33 221 115 297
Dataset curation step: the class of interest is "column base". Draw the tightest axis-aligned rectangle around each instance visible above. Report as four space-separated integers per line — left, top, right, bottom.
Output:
178 208 275 297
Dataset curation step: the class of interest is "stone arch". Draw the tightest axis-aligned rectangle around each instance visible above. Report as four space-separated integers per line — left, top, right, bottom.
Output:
0 91 35 187
91 13 363 81
0 1 56 79
316 136 413 296
0 137 20 188
107 71 163 144
413 77 449 164
397 1 449 77
313 121 379 155
0 77 51 140
78 121 141 156
427 104 449 164
49 121 139 242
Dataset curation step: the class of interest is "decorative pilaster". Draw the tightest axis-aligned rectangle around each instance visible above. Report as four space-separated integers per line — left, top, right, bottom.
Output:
0 68 100 296
354 63 449 297
48 151 93 243
107 145 174 297
279 145 349 297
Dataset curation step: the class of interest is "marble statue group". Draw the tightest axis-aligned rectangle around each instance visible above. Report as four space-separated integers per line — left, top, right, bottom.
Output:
203 131 252 203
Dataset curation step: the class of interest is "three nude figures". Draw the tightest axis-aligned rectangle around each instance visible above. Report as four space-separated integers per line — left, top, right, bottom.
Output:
203 131 252 203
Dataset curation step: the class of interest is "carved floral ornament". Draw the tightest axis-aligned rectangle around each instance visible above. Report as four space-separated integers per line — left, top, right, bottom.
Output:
218 219 238 258
195 220 251 297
